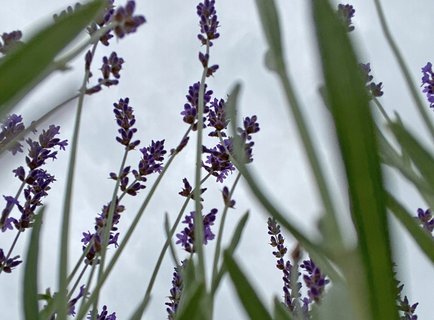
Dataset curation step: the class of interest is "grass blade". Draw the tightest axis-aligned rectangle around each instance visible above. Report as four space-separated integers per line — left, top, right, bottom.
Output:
223 250 273 320
312 1 398 319
0 0 103 115
386 193 434 263
23 208 45 320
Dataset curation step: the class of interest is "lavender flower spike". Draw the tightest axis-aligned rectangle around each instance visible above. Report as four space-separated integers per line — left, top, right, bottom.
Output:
416 208 434 237
87 305 117 320
421 62 434 108
0 113 25 155
337 4 356 32
165 261 185 320
176 209 218 252
300 259 330 303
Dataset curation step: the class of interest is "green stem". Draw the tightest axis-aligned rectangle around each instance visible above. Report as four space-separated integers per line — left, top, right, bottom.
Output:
372 0 434 139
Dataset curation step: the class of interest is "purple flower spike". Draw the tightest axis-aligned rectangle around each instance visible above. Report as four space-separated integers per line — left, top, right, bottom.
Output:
202 139 236 182
0 30 23 54
359 63 383 97
165 261 185 320
176 209 218 252
196 0 220 46
300 259 330 303
421 62 434 108
208 98 229 137
68 285 86 316
0 248 22 273
0 113 26 155
113 98 140 150
87 305 117 320
337 4 355 32
98 52 125 87
113 1 146 38
180 82 213 127
416 208 434 236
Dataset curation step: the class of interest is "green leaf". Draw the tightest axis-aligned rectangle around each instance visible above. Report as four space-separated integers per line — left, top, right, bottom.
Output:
0 0 104 115
223 251 272 320
212 211 249 293
386 193 434 264
312 1 398 319
23 209 45 320
273 298 293 320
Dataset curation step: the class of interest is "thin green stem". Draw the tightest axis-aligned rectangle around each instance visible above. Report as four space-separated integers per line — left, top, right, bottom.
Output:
57 42 98 320
372 0 434 139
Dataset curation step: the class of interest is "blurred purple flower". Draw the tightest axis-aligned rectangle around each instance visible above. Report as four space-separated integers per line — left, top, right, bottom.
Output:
165 261 185 320
0 30 23 54
87 305 117 320
421 62 434 108
176 209 218 252
300 259 330 304
337 4 355 32
202 139 236 182
207 98 229 137
416 208 434 237
0 113 25 155
222 186 235 208
68 285 86 316
112 1 146 38
0 248 21 273
360 63 383 97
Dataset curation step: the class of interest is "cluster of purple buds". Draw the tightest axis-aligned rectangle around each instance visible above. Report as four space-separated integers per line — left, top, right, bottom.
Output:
197 0 220 46
268 217 301 311
112 1 146 38
86 1 145 46
178 178 207 201
176 209 218 253
0 123 67 232
81 200 124 264
165 261 185 320
393 267 419 320
0 248 21 273
0 113 25 155
0 30 23 55
421 62 434 108
300 259 330 304
113 98 140 150
87 305 117 320
360 63 383 97
86 52 125 94
181 82 213 129
337 4 355 32
416 208 434 237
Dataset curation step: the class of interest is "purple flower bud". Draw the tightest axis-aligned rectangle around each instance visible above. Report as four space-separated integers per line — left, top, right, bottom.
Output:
0 30 23 54
359 63 384 98
87 305 117 320
0 114 26 155
337 4 355 32
421 62 434 108
112 1 146 38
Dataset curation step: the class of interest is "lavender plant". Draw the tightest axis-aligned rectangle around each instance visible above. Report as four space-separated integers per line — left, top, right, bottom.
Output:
0 0 433 319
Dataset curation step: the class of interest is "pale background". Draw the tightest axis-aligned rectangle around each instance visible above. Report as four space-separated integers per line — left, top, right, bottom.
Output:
0 0 433 319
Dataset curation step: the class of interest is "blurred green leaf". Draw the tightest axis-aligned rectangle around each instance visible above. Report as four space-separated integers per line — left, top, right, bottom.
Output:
223 250 273 320
273 297 293 320
0 0 103 116
212 211 249 293
312 1 398 319
386 193 434 264
23 209 44 320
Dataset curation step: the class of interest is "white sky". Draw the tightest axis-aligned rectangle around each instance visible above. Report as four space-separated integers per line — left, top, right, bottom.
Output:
1 0 433 319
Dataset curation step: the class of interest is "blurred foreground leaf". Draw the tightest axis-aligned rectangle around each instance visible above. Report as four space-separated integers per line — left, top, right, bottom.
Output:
0 0 103 116
312 0 398 319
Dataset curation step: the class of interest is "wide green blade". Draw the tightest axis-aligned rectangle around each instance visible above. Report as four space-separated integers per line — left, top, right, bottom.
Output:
23 209 44 320
0 0 103 115
386 193 434 264
223 251 273 320
312 1 398 319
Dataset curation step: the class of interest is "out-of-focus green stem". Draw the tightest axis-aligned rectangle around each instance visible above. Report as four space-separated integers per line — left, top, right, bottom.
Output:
372 0 434 140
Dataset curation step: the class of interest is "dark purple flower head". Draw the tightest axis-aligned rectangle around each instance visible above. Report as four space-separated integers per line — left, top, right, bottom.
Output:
421 62 434 108
176 209 218 252
0 30 23 54
222 186 235 208
207 98 229 137
196 0 220 46
165 261 186 320
337 4 355 32
81 200 124 264
112 1 146 38
87 305 117 320
300 259 330 303
178 178 207 200
98 52 125 87
0 248 22 273
416 208 434 236
202 139 236 182
360 63 383 97
0 114 25 155
86 1 115 46
113 98 140 150
68 285 86 316
180 82 213 128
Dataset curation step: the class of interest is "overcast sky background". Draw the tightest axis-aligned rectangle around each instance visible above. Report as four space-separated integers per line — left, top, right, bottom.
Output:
1 0 433 319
